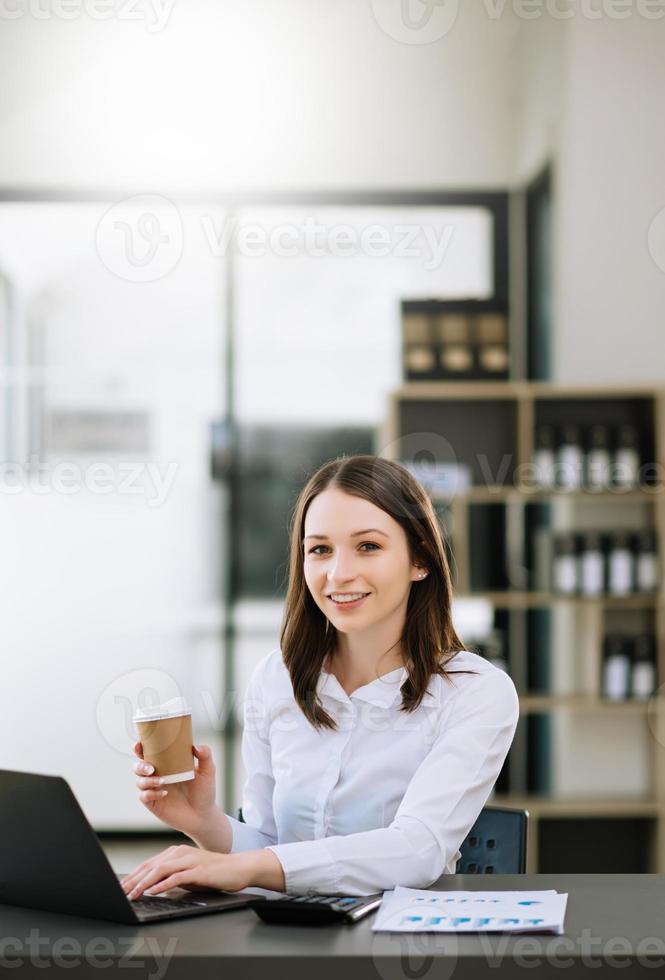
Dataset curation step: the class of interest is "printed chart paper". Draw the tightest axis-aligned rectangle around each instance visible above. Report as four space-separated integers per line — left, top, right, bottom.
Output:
372 887 568 934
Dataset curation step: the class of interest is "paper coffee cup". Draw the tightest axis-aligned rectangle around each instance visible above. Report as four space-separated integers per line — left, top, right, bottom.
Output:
133 696 195 784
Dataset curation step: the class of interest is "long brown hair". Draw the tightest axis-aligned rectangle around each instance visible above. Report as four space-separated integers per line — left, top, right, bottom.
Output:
280 454 473 730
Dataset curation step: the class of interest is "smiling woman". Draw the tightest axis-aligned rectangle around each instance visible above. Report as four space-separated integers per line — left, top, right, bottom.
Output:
127 454 519 899
282 454 474 725
228 454 520 894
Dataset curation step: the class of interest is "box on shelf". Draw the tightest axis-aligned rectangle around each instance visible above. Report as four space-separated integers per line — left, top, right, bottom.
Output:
401 299 509 382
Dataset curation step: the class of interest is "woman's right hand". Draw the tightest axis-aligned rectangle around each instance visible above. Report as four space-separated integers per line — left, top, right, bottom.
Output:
132 741 218 838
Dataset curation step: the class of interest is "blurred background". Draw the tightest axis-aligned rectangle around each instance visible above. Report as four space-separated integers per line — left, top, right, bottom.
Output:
2 0 665 875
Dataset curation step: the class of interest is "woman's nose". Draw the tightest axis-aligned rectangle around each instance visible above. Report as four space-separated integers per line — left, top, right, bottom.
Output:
327 552 358 583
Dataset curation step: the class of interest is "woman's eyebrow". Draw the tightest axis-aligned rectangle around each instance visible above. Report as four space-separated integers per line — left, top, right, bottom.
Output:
304 528 389 541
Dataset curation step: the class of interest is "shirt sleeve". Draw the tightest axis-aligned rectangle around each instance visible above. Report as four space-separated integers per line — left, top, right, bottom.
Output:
227 659 279 854
266 667 519 895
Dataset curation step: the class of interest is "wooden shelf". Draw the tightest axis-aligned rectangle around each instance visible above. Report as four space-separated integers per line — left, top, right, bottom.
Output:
457 591 661 608
436 487 661 504
394 381 665 401
492 795 662 818
395 381 530 400
518 695 660 713
384 380 665 871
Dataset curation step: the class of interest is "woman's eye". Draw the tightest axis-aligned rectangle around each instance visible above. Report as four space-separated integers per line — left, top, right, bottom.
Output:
307 542 380 555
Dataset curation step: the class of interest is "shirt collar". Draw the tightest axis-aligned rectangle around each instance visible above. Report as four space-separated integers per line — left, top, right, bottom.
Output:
316 666 441 708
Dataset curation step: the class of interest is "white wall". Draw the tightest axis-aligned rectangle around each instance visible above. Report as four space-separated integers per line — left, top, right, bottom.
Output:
554 16 665 383
0 203 228 827
513 13 665 801
512 13 665 382
512 18 566 184
0 0 516 191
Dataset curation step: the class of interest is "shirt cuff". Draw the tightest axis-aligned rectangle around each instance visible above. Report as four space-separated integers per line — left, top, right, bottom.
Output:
266 839 340 895
227 815 275 853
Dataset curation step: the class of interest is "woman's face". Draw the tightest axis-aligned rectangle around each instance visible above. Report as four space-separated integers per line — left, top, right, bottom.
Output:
302 487 426 635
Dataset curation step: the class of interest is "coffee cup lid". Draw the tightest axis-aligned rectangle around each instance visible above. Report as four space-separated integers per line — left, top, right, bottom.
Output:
133 696 192 722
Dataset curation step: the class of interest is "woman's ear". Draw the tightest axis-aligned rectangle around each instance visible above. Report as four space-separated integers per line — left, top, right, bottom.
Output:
412 566 428 581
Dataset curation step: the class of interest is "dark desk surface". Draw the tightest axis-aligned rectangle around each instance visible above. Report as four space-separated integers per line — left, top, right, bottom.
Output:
3 874 665 979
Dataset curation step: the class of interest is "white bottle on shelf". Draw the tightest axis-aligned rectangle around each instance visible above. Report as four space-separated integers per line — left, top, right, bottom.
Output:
602 635 630 700
586 424 612 490
608 531 635 596
613 424 641 489
533 424 556 488
552 533 579 594
631 635 656 700
557 424 584 490
579 532 605 596
636 530 659 593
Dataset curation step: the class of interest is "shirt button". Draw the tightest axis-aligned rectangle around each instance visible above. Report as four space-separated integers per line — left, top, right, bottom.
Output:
338 709 353 729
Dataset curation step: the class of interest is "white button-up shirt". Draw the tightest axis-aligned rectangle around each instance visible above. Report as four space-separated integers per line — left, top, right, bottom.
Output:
227 647 519 895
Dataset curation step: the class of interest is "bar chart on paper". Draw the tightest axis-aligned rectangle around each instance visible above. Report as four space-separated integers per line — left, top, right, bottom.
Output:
372 887 568 934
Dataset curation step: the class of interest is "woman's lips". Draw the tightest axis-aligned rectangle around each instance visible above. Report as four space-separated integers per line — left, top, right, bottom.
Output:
327 593 370 610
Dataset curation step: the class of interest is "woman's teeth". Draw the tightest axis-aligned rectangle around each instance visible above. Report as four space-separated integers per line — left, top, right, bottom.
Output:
330 593 368 603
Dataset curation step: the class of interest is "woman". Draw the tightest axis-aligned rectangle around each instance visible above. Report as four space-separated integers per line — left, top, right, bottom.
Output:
121 455 519 900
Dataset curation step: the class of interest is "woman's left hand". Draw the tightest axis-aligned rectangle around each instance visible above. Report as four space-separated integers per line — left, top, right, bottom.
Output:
121 844 251 900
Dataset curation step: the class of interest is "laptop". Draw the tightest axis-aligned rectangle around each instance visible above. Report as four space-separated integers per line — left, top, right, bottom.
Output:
0 769 265 923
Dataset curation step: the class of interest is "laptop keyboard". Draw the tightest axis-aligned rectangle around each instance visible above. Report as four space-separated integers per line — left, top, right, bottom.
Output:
133 896 209 913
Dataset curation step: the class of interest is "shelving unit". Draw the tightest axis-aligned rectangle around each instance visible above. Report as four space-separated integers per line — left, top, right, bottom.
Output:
382 381 665 873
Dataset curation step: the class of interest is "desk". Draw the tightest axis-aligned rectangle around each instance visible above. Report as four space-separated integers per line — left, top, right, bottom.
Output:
2 874 665 979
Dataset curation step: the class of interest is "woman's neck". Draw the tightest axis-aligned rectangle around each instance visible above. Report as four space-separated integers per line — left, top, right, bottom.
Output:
325 631 406 694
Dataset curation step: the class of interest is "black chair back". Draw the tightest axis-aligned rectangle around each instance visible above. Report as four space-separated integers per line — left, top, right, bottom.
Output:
456 805 528 874
238 804 528 874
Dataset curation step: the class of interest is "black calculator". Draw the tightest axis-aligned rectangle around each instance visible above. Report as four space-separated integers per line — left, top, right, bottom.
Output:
248 893 383 925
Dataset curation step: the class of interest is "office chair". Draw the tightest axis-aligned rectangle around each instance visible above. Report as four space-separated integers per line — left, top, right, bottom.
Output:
237 804 528 874
455 805 528 874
